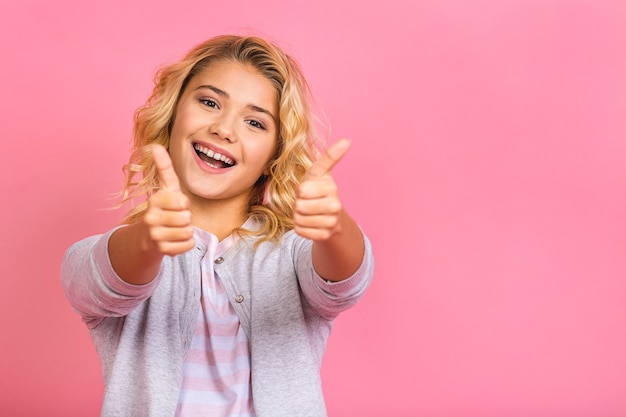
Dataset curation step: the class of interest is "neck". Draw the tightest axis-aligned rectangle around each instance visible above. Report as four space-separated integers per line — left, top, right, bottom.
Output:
188 196 249 241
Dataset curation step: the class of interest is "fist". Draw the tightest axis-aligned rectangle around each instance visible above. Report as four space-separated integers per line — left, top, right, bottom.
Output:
143 144 195 256
294 139 351 241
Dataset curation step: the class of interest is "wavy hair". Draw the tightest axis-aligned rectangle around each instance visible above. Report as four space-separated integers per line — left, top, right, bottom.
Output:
119 35 322 242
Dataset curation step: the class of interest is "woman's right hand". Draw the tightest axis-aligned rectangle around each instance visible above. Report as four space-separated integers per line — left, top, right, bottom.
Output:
143 144 195 256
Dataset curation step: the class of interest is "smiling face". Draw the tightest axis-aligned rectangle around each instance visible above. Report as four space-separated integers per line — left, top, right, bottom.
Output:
168 60 279 218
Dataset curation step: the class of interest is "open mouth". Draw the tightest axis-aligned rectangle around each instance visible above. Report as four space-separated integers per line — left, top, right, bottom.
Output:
193 143 235 169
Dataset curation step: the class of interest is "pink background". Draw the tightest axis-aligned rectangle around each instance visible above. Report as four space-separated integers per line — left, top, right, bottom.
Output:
1 1 625 416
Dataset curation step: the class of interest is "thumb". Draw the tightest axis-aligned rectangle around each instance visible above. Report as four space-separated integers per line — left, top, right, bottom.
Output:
305 138 351 179
152 144 181 192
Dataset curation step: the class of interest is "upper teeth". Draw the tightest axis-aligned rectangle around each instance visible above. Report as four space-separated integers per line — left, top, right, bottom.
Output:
194 144 234 166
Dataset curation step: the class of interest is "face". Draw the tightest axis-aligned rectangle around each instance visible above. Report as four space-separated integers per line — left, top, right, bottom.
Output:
168 60 279 214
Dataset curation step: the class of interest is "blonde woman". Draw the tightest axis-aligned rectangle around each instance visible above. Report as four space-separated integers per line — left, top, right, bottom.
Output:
62 35 374 417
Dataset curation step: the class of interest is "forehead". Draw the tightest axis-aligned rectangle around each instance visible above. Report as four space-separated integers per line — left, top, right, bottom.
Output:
185 60 279 107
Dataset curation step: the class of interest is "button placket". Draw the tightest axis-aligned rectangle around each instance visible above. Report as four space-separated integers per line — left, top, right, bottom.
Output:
213 255 246 306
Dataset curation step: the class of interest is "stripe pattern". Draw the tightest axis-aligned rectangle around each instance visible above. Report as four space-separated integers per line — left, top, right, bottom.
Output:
176 229 255 417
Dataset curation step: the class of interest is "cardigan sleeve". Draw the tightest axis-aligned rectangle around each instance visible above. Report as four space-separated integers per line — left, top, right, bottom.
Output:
60 227 162 327
290 229 374 319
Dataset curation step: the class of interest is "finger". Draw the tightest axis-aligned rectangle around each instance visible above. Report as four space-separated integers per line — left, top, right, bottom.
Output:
144 208 192 228
305 138 351 179
149 225 195 244
150 191 190 211
293 213 340 230
156 240 196 257
294 197 342 217
294 225 335 242
296 176 338 200
152 144 181 192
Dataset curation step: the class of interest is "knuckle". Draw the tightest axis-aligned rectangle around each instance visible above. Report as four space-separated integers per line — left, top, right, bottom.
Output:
182 225 194 239
155 241 169 253
325 216 339 229
178 194 190 209
327 200 342 214
143 212 157 226
293 200 305 214
176 210 192 225
148 227 162 242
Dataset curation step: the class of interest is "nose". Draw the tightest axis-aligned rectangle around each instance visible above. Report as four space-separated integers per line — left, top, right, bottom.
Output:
208 113 236 142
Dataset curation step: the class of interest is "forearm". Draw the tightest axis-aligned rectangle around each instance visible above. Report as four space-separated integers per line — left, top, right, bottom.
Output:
312 209 365 281
61 229 161 321
108 221 165 285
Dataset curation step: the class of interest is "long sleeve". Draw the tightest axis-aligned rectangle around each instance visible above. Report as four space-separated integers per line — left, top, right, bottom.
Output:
291 230 374 320
60 227 161 328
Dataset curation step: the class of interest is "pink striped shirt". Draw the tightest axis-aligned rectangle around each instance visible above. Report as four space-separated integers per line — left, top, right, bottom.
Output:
175 228 255 417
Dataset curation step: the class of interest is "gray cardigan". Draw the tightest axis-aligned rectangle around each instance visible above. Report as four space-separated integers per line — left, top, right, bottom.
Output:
61 227 374 417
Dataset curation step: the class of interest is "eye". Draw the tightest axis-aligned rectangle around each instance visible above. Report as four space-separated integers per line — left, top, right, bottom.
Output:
246 119 266 130
199 98 219 109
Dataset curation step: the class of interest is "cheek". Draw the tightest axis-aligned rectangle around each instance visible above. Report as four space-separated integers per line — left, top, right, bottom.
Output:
244 143 275 180
264 134 279 162
167 128 184 162
170 100 204 137
168 117 184 151
170 111 189 140
259 143 278 173
167 120 191 173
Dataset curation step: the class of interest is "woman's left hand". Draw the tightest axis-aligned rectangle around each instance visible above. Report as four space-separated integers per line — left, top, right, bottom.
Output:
293 139 351 241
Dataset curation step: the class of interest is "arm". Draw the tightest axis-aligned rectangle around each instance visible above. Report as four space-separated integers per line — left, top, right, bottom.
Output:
311 208 365 281
61 145 194 322
294 139 365 281
61 228 160 321
109 144 194 285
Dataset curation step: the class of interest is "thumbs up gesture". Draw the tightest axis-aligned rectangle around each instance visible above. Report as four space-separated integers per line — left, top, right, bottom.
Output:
294 139 351 241
143 144 195 256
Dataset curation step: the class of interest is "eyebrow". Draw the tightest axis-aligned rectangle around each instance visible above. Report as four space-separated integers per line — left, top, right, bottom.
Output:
195 84 277 123
196 84 229 98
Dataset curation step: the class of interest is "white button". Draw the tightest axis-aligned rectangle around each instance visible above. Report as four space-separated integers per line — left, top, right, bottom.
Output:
215 257 224 264
235 294 244 303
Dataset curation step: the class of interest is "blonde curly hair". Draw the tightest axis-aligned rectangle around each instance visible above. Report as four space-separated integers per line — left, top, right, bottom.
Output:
120 35 322 242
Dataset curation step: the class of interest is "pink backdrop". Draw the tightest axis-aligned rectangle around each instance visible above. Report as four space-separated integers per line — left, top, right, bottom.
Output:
1 1 625 416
